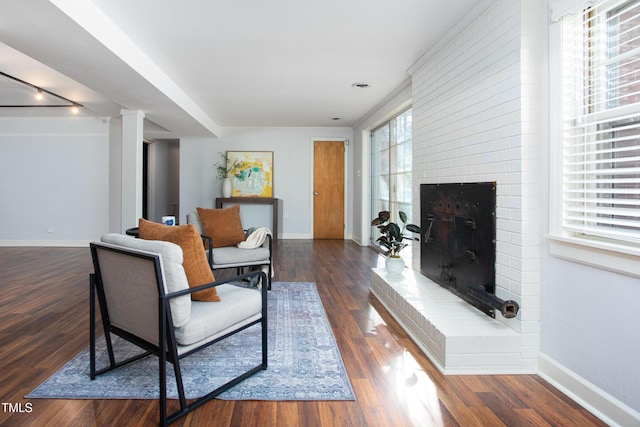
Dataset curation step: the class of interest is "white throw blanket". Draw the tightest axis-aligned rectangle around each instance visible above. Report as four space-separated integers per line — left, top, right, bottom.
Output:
238 227 272 249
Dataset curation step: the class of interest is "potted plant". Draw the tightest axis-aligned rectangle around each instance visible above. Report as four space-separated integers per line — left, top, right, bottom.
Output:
214 152 237 198
214 152 229 181
371 210 421 274
214 152 250 197
214 152 231 197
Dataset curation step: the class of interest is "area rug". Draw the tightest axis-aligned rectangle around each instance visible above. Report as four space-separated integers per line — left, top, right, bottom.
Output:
27 282 355 401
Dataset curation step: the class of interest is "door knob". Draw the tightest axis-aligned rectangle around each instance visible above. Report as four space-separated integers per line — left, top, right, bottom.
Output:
314 192 319 196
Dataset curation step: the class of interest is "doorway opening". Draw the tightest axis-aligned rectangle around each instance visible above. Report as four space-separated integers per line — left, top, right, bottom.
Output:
143 139 180 223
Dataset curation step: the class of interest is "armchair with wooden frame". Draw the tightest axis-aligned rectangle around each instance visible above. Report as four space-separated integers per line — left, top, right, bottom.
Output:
89 233 267 426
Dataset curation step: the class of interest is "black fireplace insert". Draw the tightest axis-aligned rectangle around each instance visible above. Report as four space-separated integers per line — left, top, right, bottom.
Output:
420 182 518 318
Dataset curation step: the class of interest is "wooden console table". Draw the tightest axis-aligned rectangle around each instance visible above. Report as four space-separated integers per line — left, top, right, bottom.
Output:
215 197 280 240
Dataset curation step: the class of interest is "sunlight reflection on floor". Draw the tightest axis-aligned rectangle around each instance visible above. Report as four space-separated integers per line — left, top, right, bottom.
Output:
387 350 445 427
367 303 445 427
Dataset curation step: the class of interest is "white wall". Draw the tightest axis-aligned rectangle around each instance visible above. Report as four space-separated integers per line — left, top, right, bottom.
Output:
0 117 110 245
540 252 640 422
179 137 218 225
179 127 353 239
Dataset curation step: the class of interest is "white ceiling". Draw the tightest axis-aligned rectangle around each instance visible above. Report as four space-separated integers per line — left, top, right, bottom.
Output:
0 0 478 137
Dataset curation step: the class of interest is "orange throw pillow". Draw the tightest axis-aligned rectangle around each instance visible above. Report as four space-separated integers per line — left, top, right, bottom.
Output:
197 205 246 248
138 219 220 302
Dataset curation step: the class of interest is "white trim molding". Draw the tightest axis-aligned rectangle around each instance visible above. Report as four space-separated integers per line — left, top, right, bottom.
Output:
548 235 640 278
0 240 92 247
539 353 640 427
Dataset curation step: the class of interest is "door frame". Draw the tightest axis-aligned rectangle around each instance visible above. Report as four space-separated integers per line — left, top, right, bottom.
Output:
310 138 348 239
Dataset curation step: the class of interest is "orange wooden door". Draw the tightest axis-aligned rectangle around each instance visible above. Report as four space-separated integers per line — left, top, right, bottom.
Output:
313 141 345 239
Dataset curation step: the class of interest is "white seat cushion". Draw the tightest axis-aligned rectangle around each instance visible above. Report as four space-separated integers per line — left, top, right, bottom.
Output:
174 284 262 347
212 246 270 266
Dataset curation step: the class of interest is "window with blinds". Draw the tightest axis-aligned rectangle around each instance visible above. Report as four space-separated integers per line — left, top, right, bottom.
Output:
560 0 640 247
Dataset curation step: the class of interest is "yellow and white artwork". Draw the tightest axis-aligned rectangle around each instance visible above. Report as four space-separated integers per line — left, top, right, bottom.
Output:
226 151 273 197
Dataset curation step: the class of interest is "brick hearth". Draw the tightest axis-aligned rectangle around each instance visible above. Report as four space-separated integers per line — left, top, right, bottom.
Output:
370 268 522 375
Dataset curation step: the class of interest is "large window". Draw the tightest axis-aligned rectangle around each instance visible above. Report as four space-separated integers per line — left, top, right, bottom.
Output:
557 0 640 248
371 108 413 247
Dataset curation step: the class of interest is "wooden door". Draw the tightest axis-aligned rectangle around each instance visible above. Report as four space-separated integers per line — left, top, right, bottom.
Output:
313 141 344 239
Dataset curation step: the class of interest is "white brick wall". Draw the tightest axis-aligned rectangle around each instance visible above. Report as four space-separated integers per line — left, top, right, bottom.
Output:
408 0 541 371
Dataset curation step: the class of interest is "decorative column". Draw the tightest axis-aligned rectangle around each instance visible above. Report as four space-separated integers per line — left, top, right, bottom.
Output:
120 109 145 231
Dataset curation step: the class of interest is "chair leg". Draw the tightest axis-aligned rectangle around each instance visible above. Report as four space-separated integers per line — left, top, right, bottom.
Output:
173 360 187 409
90 274 117 379
90 274 96 379
159 306 168 427
261 307 268 368
169 338 187 410
261 270 269 367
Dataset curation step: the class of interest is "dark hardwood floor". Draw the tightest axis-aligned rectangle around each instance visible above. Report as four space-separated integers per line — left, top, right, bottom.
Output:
0 240 606 426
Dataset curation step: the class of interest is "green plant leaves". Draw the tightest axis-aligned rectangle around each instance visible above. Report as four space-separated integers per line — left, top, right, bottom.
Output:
371 210 422 256
406 224 421 234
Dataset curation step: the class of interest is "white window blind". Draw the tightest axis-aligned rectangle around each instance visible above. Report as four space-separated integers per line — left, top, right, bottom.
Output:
561 0 640 246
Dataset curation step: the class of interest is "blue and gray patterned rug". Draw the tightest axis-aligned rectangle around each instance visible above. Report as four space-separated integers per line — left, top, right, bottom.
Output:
27 282 355 401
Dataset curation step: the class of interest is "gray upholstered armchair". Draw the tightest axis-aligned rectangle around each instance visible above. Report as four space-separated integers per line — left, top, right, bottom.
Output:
187 208 273 290
89 233 267 426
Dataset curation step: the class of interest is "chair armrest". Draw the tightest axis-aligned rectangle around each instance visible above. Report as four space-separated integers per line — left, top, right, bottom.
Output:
200 234 214 266
263 233 273 253
164 270 267 300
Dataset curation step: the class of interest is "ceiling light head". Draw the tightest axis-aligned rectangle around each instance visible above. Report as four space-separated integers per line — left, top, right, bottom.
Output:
35 89 44 101
351 82 371 89
330 116 343 121
70 104 80 114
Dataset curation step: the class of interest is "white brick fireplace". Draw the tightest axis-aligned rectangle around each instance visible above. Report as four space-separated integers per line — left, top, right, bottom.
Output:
370 0 542 374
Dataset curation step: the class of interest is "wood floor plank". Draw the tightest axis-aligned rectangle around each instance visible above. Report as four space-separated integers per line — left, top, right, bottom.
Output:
0 242 609 426
273 402 302 427
317 401 366 427
350 378 400 427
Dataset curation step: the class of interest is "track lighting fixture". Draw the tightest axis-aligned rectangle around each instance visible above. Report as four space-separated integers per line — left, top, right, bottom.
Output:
0 70 83 111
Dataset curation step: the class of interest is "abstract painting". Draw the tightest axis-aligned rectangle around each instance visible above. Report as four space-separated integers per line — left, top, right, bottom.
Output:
226 151 273 197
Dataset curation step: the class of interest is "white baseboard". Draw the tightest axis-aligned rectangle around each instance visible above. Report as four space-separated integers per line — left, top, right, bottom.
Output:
278 234 362 241
2 235 319 245
1 235 357 244
538 353 640 427
351 235 366 246
0 240 91 247
278 233 313 239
